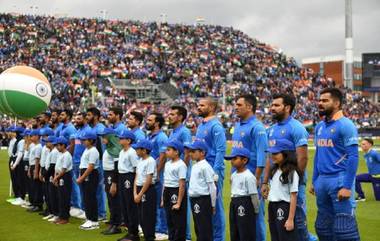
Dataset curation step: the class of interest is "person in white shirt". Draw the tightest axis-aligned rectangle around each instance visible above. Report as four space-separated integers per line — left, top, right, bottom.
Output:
27 129 43 212
117 129 140 241
46 136 61 221
77 130 100 230
225 147 259 241
186 140 217 241
162 140 188 241
53 136 73 224
7 126 17 203
133 139 157 241
265 139 300 241
9 126 26 206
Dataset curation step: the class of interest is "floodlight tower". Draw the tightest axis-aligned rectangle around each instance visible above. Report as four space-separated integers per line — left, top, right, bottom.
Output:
345 0 354 89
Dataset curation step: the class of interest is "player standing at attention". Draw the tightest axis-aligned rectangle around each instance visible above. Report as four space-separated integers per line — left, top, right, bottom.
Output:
310 88 360 241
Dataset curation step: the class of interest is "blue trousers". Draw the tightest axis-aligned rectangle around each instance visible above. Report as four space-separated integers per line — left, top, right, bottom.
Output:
186 182 192 240
213 169 225 241
70 162 82 209
355 173 380 200
297 184 318 241
256 193 266 241
314 173 360 241
96 163 107 218
155 172 168 234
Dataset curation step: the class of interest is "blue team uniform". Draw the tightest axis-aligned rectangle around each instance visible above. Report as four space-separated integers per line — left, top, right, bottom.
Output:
148 130 169 234
91 122 107 219
268 116 316 241
195 117 226 241
356 149 380 200
313 111 360 241
54 122 64 137
60 122 76 141
168 124 192 240
112 121 125 136
131 127 146 142
70 124 92 209
231 115 267 241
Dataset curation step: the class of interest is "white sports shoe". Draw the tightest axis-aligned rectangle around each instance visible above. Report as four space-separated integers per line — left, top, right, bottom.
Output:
77 210 86 219
155 233 169 240
48 216 59 222
11 198 24 206
70 207 82 217
80 220 99 230
43 214 54 220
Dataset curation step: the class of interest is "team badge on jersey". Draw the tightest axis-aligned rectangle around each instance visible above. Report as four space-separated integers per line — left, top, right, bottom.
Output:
240 131 245 137
142 194 146 202
59 179 64 186
107 176 112 185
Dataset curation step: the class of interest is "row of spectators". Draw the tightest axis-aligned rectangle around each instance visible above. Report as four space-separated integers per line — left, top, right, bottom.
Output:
0 13 378 129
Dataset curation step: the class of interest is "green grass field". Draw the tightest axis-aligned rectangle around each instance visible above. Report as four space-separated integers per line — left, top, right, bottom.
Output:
0 148 379 241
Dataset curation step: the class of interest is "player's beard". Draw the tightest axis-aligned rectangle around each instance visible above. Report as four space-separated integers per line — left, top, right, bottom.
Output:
318 106 333 117
146 123 154 131
272 111 285 122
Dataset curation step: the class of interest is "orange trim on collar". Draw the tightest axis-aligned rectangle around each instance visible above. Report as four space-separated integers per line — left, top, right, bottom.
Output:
332 110 344 121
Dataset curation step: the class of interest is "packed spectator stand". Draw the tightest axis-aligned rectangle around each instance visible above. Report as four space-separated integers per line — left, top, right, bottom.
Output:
0 13 378 131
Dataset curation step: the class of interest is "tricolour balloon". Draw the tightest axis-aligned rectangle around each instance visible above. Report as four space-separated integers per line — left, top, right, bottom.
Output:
0 66 51 119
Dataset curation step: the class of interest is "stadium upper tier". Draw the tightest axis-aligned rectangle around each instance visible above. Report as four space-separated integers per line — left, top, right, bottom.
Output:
0 13 378 127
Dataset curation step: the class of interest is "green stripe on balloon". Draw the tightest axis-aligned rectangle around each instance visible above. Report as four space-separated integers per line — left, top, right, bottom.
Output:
0 89 14 116
3 90 48 119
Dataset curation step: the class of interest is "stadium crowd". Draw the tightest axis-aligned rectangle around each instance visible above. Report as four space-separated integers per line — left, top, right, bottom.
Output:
0 13 379 131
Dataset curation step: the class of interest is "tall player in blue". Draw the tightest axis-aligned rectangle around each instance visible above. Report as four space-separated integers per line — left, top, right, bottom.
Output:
167 105 192 240
310 88 360 241
195 97 226 241
262 93 317 241
232 94 267 241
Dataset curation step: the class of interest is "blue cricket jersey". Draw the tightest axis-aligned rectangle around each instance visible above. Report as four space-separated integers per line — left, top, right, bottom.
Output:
112 121 125 136
60 122 76 141
72 124 92 164
148 130 168 161
92 122 106 156
169 124 193 178
267 116 309 150
364 149 380 176
313 111 359 188
195 117 226 171
231 116 268 173
169 124 192 146
54 122 64 137
131 127 146 143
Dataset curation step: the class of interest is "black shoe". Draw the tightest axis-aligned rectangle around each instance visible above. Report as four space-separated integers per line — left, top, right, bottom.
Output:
29 206 43 212
39 210 50 216
103 225 121 235
101 225 113 234
26 206 36 212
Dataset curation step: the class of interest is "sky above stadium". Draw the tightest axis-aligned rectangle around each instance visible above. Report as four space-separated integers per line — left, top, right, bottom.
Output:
1 0 379 64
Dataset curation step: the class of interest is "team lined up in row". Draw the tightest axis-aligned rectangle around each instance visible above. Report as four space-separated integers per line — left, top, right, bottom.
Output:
7 87 360 241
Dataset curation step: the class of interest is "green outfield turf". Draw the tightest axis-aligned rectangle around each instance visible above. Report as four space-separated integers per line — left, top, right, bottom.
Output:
0 148 378 241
